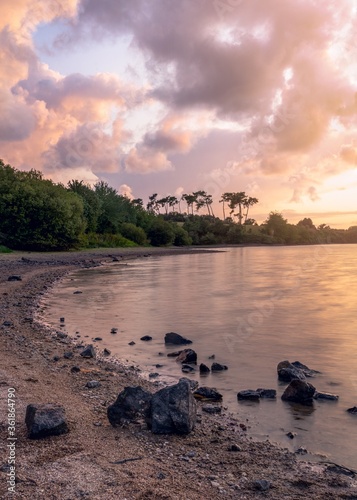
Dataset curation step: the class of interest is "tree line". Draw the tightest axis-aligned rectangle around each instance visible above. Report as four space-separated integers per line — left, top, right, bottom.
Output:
0 160 356 251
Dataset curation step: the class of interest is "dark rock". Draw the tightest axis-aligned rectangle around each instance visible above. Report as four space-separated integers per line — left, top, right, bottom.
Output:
286 432 296 439
179 378 199 391
253 480 271 491
73 291 83 294
313 391 339 401
21 257 31 262
182 364 195 373
60 317 65 323
56 331 67 339
25 404 68 439
93 337 102 341
80 345 96 358
8 275 22 281
149 373 159 378
176 349 197 364
208 354 215 359
237 390 260 401
53 356 60 362
86 380 101 389
199 363 210 374
164 332 192 345
147 380 196 434
347 406 357 414
295 447 308 455
277 361 306 382
111 328 118 334
155 364 163 368
281 379 316 404
103 348 111 356
228 444 241 452
291 361 320 377
108 386 152 427
193 387 223 402
71 366 81 373
256 388 277 399
140 335 153 341
167 350 182 357
128 341 136 346
2 321 12 327
63 352 73 359
202 404 222 414
211 362 228 372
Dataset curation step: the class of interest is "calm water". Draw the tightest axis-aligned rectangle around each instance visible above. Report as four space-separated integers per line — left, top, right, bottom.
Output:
40 245 357 469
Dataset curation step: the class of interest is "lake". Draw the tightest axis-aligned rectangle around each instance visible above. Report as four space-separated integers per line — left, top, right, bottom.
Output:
40 245 357 469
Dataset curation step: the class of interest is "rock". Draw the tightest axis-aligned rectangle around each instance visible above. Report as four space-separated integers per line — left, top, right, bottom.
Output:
80 345 96 358
291 361 320 377
253 479 271 491
193 387 223 401
107 386 152 427
179 378 199 391
86 380 101 389
103 348 111 356
155 364 163 368
147 380 196 434
256 388 277 399
281 379 316 404
347 406 357 414
93 337 102 341
202 404 222 414
149 372 159 378
277 361 306 382
63 352 73 359
211 362 228 372
7 275 22 281
73 291 83 294
2 321 12 327
286 432 296 439
313 391 339 401
25 404 68 439
295 447 308 455
56 331 67 339
140 335 153 341
128 341 136 346
208 354 215 359
237 390 261 401
60 317 65 323
228 444 241 452
164 332 192 345
182 364 195 373
53 356 60 362
199 363 210 374
111 328 118 334
70 366 81 373
176 349 197 364
167 350 183 357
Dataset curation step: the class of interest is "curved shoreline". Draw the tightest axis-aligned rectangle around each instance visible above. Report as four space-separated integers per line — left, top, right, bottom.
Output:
0 248 356 499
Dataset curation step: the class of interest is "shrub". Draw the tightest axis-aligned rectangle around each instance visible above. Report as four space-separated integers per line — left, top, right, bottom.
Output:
148 219 175 246
80 233 137 248
119 223 147 246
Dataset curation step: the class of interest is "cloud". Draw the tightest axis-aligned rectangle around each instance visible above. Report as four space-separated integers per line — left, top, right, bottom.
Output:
0 89 36 141
340 145 357 165
119 184 134 199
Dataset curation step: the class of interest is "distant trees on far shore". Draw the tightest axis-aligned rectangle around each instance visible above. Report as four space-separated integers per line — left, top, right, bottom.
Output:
0 160 356 252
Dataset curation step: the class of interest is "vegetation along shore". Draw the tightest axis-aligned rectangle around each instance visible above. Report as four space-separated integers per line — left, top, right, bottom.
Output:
0 249 356 499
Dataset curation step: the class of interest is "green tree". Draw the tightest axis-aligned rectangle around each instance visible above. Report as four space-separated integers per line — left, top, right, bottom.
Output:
67 180 101 233
147 219 175 246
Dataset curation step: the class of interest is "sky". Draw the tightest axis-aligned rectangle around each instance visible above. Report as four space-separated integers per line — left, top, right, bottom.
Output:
1 0 357 227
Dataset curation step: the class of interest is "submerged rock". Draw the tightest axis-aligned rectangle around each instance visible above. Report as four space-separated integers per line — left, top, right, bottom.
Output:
107 386 152 427
202 404 221 414
237 390 260 401
313 391 339 401
193 387 223 402
182 364 195 373
291 361 320 377
211 362 228 372
199 363 210 374
256 388 277 399
281 379 316 404
176 349 197 364
347 406 357 414
167 350 183 357
147 380 196 434
25 404 68 439
128 341 136 346
140 335 153 341
277 360 320 382
164 332 193 345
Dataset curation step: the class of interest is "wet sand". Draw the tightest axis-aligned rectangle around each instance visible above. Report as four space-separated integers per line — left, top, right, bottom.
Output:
0 248 356 499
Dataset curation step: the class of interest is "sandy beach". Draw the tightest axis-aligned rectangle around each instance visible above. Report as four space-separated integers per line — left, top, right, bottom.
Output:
0 248 356 499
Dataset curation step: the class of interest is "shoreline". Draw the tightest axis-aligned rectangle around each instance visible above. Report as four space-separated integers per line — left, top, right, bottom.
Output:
0 248 356 499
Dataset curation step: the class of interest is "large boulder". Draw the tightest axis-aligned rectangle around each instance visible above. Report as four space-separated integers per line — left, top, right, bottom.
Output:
147 380 196 434
25 404 68 439
164 332 192 345
193 387 223 401
291 361 320 377
176 349 197 364
277 360 320 382
107 386 152 427
281 380 316 404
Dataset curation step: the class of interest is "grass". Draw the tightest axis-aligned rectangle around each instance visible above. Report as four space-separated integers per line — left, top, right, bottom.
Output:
0 245 12 253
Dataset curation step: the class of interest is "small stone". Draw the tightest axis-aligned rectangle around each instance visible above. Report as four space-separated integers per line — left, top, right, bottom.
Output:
63 352 73 359
73 291 83 294
237 390 260 401
211 362 228 372
182 364 195 373
313 391 339 401
164 332 193 345
256 388 277 399
295 447 308 455
8 275 22 281
253 480 271 491
2 321 12 327
53 355 60 362
140 335 153 341
199 363 210 374
111 328 118 334
347 406 357 414
86 380 101 389
155 364 163 368
103 348 111 356
60 317 65 323
208 354 215 359
202 404 222 414
167 350 183 357
286 432 296 439
228 444 241 452
176 349 197 364
71 366 81 373
128 341 136 346
157 472 166 480
80 345 96 358
194 387 223 401
93 337 102 341
149 372 159 378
